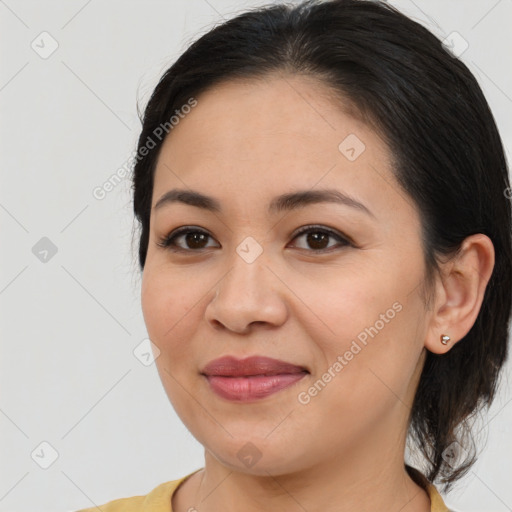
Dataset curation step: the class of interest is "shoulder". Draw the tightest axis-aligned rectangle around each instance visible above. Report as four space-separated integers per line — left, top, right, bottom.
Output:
74 473 197 512
74 493 145 512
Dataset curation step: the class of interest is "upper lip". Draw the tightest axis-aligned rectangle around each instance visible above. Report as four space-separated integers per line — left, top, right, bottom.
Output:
201 356 309 377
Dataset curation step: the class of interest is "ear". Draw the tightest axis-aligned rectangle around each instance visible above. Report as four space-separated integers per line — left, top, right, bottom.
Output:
424 234 495 354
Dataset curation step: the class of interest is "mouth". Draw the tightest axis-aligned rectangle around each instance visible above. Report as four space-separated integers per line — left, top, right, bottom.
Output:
201 355 309 402
201 355 309 377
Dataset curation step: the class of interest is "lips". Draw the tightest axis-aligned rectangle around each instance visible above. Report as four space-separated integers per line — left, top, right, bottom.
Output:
201 356 309 402
201 355 308 377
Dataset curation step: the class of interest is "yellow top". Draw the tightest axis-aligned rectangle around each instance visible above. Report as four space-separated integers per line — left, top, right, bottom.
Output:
75 466 451 512
406 464 452 512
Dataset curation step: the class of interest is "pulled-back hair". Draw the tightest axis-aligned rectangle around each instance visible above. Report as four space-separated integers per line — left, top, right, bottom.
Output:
131 0 512 492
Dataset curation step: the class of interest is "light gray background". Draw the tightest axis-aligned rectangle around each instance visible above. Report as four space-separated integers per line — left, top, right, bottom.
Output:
1 1 511 511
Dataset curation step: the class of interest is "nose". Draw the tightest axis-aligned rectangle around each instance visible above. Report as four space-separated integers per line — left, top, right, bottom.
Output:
204 245 288 334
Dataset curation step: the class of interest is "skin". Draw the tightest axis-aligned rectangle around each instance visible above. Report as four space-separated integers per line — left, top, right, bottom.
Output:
140 73 495 512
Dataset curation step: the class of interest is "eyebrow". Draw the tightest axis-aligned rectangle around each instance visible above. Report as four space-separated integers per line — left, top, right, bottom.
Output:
153 188 375 218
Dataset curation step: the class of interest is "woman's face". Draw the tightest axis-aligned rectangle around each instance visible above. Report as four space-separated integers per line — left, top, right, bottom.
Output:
141 75 432 475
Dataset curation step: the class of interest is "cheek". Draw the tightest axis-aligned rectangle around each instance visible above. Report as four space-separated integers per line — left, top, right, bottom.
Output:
293 264 389 341
316 300 423 426
141 269 215 439
141 269 193 349
297 261 421 382
141 271 200 416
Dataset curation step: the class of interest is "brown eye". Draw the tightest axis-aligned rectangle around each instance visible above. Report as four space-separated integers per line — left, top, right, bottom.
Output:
157 227 218 252
182 232 209 249
305 231 330 250
290 226 351 252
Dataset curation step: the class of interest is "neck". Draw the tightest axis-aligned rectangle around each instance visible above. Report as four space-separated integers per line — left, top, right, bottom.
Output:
176 440 431 512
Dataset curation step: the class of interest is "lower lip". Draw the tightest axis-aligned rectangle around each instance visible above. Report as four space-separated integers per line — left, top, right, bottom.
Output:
204 373 308 402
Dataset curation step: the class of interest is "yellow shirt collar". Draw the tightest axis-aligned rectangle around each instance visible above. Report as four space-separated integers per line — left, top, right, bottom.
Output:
406 464 450 511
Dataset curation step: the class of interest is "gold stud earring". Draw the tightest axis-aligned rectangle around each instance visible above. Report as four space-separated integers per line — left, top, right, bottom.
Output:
440 334 451 345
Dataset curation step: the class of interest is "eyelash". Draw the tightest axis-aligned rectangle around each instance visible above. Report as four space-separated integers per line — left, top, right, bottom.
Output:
156 225 353 254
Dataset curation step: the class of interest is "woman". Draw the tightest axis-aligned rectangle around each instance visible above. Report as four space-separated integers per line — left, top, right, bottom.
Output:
77 0 512 510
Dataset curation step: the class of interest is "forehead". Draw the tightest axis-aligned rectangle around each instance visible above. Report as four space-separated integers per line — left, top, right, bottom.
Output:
160 74 385 162
152 74 407 224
